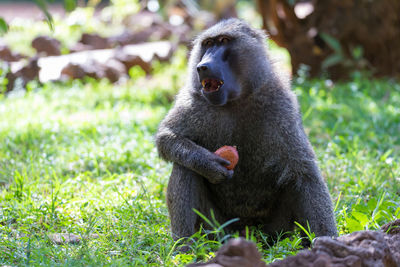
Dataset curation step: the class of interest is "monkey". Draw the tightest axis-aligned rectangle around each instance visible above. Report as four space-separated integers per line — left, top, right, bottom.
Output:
155 19 337 243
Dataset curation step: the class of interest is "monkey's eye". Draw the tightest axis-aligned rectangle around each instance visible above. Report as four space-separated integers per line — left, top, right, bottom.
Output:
219 36 230 44
203 39 214 47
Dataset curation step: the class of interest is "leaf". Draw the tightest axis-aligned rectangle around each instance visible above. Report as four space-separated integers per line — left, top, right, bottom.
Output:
320 33 342 53
322 54 343 69
0 17 8 35
34 0 54 31
346 217 363 232
367 197 377 211
294 221 315 242
192 208 214 229
352 46 363 60
64 0 77 12
352 211 369 227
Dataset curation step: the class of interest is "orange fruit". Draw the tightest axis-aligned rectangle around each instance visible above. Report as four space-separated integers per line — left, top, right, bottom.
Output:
215 146 239 170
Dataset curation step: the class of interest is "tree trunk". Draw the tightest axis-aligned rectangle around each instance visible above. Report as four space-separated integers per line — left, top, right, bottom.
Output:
257 0 400 79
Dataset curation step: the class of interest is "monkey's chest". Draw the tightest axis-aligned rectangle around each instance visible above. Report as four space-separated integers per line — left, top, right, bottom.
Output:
206 156 282 218
207 174 279 218
192 113 237 151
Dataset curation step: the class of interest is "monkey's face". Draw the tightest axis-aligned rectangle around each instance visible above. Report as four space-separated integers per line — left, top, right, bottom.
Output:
196 35 241 106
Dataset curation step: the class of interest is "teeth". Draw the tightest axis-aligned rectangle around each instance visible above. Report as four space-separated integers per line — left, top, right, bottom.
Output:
201 79 223 92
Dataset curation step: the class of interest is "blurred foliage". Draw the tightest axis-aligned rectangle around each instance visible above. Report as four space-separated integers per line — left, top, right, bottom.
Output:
321 33 369 72
0 17 8 35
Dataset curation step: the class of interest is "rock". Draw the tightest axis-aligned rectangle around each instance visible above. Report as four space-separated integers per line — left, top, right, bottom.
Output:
32 36 61 56
171 24 193 45
187 238 267 267
383 219 400 263
187 220 400 267
49 233 99 245
268 228 400 267
381 219 400 235
6 58 40 92
69 42 93 53
38 49 115 82
115 53 152 74
49 233 82 245
60 63 88 80
61 59 125 83
122 10 164 28
110 29 154 46
37 41 173 82
0 45 25 62
79 33 111 50
61 60 103 80
103 59 126 83
116 41 174 72
17 58 40 81
5 71 16 92
110 24 172 46
149 24 172 41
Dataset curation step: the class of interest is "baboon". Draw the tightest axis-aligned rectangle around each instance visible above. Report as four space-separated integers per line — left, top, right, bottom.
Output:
156 19 337 242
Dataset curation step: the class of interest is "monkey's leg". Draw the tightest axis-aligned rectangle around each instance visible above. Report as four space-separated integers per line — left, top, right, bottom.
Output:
292 169 337 238
166 163 225 241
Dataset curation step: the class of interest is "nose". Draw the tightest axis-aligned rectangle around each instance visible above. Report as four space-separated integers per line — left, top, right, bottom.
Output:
196 63 209 73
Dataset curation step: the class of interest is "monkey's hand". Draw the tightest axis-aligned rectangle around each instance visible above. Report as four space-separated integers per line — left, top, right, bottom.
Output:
156 128 233 184
190 151 234 184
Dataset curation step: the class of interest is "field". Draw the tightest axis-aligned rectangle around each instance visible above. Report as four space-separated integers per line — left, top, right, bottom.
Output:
1 36 400 267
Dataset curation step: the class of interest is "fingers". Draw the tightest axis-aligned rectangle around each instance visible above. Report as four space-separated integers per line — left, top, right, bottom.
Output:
208 164 234 184
214 155 231 166
225 169 234 179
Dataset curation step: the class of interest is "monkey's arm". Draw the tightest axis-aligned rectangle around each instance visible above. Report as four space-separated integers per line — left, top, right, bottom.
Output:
290 162 338 237
156 108 233 184
274 115 337 237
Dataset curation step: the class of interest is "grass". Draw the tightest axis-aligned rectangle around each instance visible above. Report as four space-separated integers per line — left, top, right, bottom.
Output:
1 23 400 267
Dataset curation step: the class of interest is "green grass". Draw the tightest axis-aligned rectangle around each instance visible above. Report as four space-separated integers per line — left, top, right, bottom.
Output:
1 49 400 266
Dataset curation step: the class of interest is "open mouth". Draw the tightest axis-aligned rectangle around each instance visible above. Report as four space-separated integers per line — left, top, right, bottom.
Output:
201 78 224 92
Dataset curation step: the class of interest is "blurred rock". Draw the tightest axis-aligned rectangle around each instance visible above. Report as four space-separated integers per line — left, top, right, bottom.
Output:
150 24 172 41
69 42 93 53
115 53 151 74
32 36 61 56
5 71 17 93
49 233 82 245
49 233 99 245
17 58 40 81
110 28 154 46
6 58 40 92
38 41 173 82
171 24 193 45
110 24 172 46
61 62 88 80
103 59 126 83
115 41 174 72
120 41 174 63
79 33 111 50
122 10 163 28
61 59 126 83
0 45 25 62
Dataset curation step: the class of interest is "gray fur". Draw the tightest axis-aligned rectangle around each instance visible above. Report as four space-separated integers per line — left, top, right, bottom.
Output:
156 19 337 241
